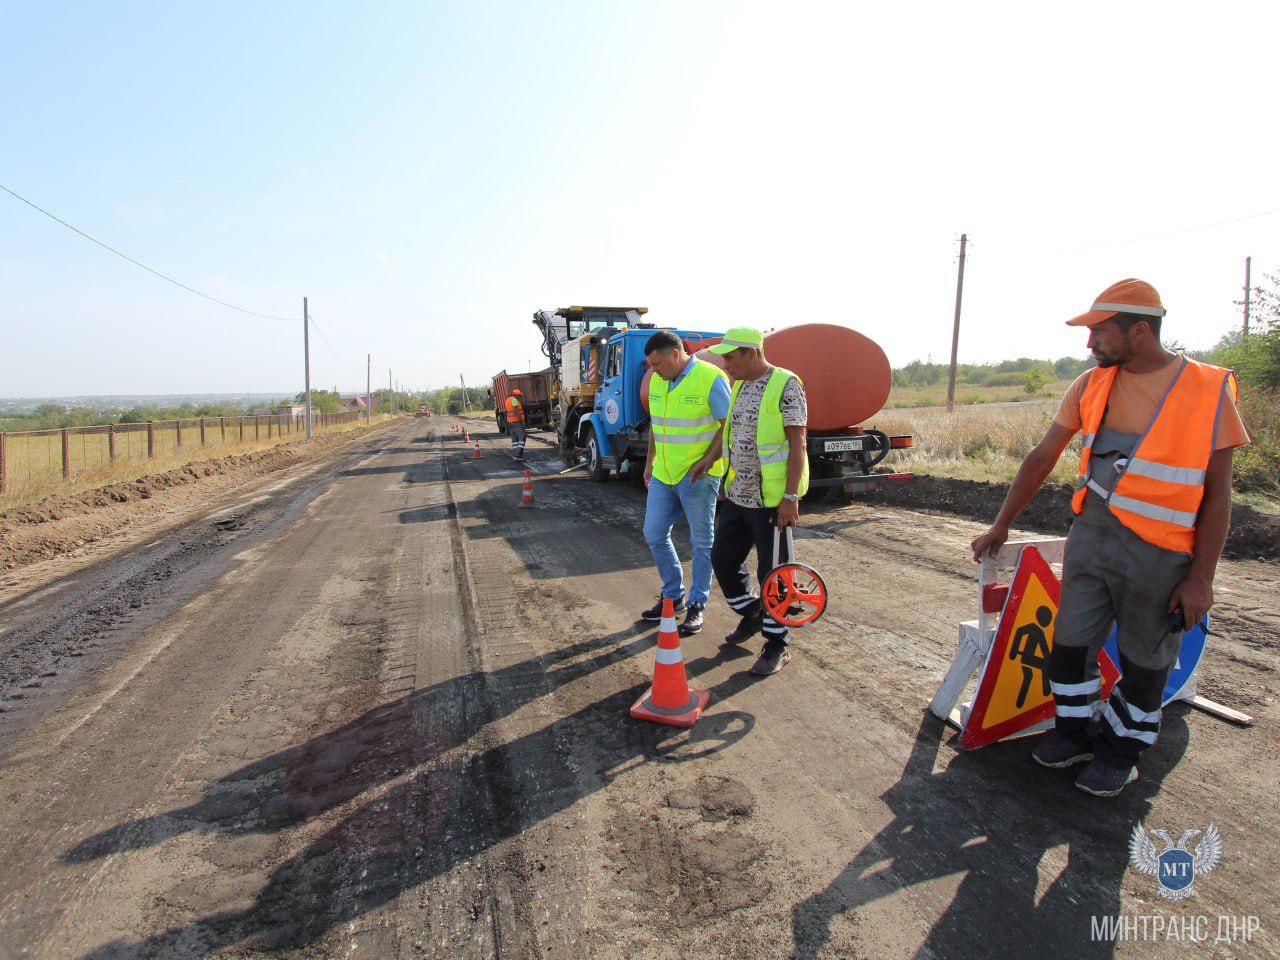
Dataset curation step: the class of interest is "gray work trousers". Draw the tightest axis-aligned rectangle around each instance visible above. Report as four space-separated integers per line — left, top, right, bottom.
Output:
1049 492 1191 765
508 420 527 458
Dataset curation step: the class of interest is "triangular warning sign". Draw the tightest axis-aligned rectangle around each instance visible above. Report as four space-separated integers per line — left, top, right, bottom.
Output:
961 546 1119 750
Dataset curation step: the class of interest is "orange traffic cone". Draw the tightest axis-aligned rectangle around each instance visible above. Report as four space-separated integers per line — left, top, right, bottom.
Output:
473 439 481 460
518 469 536 508
630 598 709 728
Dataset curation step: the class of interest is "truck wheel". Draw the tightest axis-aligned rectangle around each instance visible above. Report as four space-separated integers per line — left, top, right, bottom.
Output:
496 414 507 435
583 425 611 483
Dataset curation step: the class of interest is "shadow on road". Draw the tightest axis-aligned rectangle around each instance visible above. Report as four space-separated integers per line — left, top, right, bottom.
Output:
790 709 1190 960
69 628 760 958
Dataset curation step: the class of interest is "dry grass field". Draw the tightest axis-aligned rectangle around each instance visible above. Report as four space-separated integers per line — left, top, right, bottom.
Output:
0 414 396 508
871 397 1078 485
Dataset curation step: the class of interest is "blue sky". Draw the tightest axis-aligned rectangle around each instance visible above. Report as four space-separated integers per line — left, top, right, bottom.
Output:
3 1 1278 397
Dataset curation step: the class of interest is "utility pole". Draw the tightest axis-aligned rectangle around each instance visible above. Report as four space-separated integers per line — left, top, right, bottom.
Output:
459 374 470 411
945 233 968 414
303 297 313 438
389 369 394 415
1244 256 1252 336
366 353 372 425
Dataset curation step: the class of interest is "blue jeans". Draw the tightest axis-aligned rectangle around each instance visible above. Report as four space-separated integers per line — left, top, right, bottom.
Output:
644 473 721 606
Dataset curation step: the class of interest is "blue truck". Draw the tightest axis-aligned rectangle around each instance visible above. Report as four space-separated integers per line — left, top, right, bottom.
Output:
576 326 723 484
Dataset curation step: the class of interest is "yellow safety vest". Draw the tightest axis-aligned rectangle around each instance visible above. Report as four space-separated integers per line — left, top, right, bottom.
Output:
649 359 728 485
725 367 809 507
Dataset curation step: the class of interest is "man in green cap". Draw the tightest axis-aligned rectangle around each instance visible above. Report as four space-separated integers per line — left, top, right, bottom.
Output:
698 327 810 676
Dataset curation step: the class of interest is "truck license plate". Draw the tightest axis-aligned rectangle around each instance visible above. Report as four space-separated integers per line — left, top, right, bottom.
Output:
822 438 866 452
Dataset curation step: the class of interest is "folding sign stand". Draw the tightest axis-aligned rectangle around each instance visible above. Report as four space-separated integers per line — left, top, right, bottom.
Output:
930 537 1253 749
930 538 1072 739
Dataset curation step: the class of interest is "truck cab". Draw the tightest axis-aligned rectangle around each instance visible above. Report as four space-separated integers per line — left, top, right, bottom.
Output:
579 327 722 482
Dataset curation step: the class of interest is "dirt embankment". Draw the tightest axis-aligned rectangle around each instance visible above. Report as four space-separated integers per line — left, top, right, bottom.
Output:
874 475 1280 561
0 425 397 574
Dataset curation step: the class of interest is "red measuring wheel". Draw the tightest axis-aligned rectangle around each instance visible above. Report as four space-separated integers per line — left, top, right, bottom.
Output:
761 526 829 628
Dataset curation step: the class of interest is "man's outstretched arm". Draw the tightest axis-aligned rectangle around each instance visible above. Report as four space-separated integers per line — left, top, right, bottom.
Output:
970 422 1077 561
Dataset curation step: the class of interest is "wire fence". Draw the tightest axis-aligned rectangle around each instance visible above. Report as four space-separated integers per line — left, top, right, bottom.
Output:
0 410 379 506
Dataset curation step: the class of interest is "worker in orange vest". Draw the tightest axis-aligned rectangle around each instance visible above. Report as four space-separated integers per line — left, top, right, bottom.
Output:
505 389 527 461
971 279 1250 797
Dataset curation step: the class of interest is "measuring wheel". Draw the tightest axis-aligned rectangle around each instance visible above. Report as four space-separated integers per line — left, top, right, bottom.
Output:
761 527 829 628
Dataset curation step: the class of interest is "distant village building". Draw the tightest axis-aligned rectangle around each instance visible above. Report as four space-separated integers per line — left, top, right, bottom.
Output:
342 395 378 410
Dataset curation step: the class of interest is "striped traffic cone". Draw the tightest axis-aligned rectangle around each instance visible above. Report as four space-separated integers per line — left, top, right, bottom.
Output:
630 598 709 728
518 469 535 508
473 439 481 460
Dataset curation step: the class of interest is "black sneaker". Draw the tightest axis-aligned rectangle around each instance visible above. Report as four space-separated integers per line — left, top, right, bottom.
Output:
723 607 764 645
640 597 686 621
1031 733 1095 769
678 604 704 636
1075 760 1139 797
750 639 791 676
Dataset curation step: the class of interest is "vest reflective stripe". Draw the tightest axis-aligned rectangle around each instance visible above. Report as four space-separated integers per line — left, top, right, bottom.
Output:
759 443 790 465
1071 357 1235 553
1124 459 1205 486
648 359 728 485
653 429 720 444
725 367 810 507
1107 493 1197 528
651 414 718 428
1080 432 1096 447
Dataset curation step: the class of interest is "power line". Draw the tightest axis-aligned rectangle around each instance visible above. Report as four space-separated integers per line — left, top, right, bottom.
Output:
0 181 299 321
307 315 359 374
977 207 1280 257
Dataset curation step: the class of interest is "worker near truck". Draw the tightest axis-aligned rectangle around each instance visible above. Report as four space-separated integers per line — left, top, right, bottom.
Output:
505 389 527 461
970 279 1250 797
641 330 732 637
701 327 810 677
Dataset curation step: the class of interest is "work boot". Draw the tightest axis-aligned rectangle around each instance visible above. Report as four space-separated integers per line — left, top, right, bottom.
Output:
1031 733 1095 769
723 606 764 646
678 603 704 637
1075 760 1139 797
640 596 685 622
750 639 791 676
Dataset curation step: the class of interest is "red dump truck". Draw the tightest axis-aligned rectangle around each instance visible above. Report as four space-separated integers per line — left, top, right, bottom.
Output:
490 369 557 433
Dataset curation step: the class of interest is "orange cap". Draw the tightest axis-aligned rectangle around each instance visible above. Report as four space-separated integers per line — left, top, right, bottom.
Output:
512 388 522 395
1066 279 1166 327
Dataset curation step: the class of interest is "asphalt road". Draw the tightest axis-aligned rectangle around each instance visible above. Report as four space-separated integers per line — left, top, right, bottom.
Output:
1 417 1275 959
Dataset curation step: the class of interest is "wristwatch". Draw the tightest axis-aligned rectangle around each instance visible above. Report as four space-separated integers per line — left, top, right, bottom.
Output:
782 493 800 502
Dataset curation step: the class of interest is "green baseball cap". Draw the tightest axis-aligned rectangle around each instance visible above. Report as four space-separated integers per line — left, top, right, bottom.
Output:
707 326 765 355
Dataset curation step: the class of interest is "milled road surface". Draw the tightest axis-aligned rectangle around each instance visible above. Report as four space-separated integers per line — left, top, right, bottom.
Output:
1 416 1276 959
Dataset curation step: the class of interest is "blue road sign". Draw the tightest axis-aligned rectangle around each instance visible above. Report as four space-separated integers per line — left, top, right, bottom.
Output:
1103 617 1208 705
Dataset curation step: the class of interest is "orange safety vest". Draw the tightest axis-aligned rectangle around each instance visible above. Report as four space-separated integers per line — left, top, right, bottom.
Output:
505 396 525 423
1072 356 1237 554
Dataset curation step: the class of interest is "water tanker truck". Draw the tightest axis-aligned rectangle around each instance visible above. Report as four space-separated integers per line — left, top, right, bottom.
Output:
532 309 912 500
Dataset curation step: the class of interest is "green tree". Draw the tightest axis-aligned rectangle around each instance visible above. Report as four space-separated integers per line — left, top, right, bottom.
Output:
1021 370 1049 395
294 389 344 413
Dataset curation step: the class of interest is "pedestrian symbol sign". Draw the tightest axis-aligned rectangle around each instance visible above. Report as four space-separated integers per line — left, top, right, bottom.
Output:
961 545 1119 750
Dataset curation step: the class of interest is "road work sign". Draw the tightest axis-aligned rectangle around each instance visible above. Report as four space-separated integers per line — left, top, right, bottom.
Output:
961 546 1119 750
